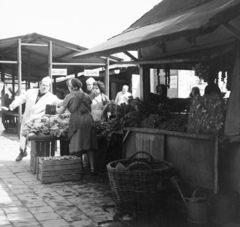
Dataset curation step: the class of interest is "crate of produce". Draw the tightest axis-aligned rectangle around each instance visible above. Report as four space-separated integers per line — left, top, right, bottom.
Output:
36 155 82 184
107 151 174 214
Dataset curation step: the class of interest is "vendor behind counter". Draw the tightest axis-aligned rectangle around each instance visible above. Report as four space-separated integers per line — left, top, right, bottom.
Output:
150 84 191 113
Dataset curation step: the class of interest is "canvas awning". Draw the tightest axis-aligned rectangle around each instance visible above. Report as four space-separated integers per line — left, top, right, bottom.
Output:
73 0 240 59
0 33 122 83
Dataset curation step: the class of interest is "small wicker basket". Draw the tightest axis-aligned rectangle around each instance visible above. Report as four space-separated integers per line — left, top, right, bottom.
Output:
107 151 174 214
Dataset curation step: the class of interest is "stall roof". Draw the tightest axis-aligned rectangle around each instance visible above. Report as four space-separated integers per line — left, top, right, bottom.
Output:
0 33 122 82
73 0 240 59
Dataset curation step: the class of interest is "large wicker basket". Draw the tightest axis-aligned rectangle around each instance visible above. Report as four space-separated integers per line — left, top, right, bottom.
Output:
107 151 174 214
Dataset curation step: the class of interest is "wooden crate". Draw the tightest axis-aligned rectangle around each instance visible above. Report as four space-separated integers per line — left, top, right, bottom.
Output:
29 136 56 173
36 156 82 184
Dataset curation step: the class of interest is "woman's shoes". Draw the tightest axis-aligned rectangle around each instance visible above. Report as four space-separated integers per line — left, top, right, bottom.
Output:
90 169 98 176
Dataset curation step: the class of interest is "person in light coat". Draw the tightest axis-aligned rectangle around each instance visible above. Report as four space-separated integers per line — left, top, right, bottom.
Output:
9 77 60 161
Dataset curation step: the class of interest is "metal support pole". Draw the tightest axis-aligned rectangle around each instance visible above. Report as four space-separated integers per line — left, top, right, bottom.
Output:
18 39 22 138
105 57 109 97
48 41 52 92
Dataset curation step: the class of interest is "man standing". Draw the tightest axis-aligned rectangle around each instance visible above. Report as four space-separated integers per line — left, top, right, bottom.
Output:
9 77 60 161
115 85 131 105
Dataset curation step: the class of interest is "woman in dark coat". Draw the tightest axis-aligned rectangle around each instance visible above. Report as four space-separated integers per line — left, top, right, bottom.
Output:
56 78 98 175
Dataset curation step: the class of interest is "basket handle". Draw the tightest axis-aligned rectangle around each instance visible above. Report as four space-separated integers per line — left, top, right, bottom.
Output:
129 151 153 162
126 161 153 172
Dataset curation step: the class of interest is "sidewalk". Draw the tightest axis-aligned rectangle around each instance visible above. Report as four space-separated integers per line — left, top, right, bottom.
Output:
0 133 121 227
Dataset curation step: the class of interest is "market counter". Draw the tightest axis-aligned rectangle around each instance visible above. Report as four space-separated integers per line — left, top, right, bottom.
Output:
123 127 218 193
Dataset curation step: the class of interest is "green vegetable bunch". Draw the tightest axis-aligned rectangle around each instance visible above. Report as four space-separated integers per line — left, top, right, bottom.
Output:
187 94 225 135
22 113 70 137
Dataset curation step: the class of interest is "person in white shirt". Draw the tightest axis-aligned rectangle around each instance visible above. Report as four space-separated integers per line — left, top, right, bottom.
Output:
9 77 60 161
115 85 131 105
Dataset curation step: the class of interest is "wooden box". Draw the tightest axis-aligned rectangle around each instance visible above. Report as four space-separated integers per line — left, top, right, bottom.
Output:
36 156 82 184
29 136 56 173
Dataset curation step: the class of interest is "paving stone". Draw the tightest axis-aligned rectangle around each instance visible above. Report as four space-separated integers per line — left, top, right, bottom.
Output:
59 210 88 222
0 200 23 207
0 214 9 225
70 219 99 227
34 212 62 221
6 211 34 221
37 191 61 199
10 188 35 195
45 200 73 208
2 206 29 214
85 207 108 216
23 181 42 186
54 205 78 214
8 184 29 190
44 196 67 203
28 206 54 214
40 218 70 227
89 213 113 223
2 179 25 185
11 218 40 227
16 194 43 203
23 200 47 208
0 174 17 179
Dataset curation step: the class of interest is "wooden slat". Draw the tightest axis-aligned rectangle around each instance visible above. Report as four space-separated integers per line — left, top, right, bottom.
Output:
40 158 81 166
39 168 81 177
38 163 81 171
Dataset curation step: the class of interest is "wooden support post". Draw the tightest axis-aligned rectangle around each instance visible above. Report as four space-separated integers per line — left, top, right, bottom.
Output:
27 53 31 88
48 41 52 92
1 52 5 106
75 72 78 78
214 136 219 194
139 65 144 100
139 65 151 101
53 77 56 94
105 57 109 97
18 39 22 138
12 65 15 99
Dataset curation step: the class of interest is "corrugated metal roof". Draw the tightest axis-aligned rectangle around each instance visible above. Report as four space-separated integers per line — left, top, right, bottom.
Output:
0 33 122 82
73 0 240 59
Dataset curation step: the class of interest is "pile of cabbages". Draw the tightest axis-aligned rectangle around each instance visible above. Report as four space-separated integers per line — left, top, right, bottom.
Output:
22 113 70 137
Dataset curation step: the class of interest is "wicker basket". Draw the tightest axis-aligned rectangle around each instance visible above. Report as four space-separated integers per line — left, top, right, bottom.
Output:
107 151 174 214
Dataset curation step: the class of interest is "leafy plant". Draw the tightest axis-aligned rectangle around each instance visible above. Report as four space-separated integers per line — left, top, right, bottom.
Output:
187 94 225 135
193 63 210 82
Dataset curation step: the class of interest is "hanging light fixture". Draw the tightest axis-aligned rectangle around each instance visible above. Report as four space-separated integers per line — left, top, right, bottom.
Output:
0 80 4 92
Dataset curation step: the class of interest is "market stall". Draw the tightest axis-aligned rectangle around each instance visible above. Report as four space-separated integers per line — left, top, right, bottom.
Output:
72 0 240 197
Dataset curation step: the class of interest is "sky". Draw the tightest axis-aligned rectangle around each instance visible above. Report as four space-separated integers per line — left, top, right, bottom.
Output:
0 0 161 49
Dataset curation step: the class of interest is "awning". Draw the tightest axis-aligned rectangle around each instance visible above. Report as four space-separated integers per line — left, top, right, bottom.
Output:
73 0 240 59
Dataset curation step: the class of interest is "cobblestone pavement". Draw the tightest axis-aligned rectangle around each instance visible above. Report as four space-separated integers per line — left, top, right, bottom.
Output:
0 132 123 227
